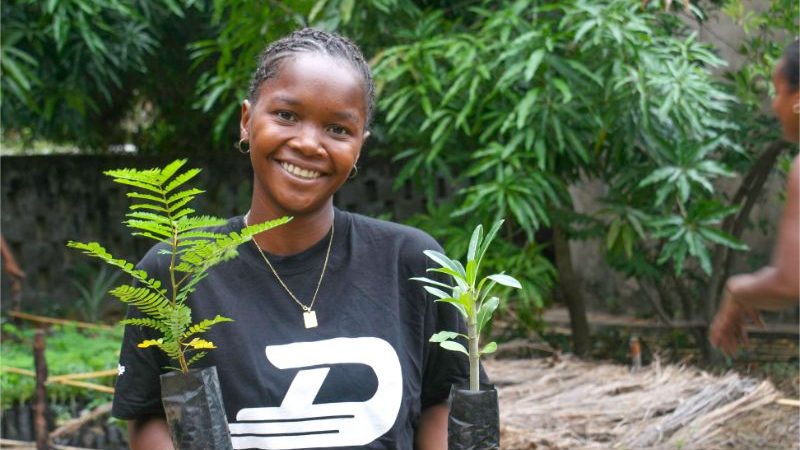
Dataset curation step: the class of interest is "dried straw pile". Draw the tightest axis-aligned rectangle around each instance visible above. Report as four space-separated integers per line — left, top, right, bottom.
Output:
486 356 799 449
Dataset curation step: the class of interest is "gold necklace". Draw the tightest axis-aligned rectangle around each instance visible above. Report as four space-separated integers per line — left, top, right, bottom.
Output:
246 212 333 329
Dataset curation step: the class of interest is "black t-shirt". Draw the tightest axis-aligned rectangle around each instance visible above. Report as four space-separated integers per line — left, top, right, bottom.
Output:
112 209 473 449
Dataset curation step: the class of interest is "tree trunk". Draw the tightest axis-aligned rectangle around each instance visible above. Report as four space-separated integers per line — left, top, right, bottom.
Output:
553 226 590 357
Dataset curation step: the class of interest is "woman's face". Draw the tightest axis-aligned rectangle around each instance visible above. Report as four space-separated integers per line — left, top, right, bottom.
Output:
241 53 368 218
772 60 799 143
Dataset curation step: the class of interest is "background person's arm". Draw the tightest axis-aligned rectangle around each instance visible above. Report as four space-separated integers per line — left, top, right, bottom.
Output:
726 155 799 308
415 402 448 450
711 155 800 354
128 416 174 450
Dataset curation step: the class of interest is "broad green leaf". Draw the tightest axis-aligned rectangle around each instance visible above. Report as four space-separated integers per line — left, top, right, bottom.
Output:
467 224 483 263
476 296 499 332
434 298 468 319
486 273 522 289
481 341 498 355
524 49 546 81
410 276 454 290
309 0 329 21
430 330 463 342
422 285 451 300
439 340 469 355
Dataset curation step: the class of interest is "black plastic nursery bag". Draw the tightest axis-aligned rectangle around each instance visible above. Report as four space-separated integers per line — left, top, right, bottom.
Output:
160 366 233 450
448 383 500 450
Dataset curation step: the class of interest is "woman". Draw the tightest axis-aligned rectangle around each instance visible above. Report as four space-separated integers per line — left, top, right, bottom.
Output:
112 28 472 450
710 40 800 356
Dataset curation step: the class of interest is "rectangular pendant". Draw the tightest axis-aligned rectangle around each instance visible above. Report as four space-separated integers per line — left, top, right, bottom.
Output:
303 310 318 329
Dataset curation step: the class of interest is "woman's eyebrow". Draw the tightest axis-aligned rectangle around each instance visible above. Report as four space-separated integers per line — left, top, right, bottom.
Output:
274 95 301 105
331 110 360 123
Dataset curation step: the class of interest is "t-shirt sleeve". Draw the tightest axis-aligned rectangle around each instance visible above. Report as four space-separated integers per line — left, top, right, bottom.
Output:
111 246 170 420
415 240 487 410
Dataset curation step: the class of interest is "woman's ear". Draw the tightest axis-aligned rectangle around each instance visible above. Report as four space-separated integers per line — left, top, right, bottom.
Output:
240 99 251 141
363 130 371 140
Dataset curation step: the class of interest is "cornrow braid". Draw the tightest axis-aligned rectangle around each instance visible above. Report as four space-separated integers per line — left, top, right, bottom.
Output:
247 28 376 127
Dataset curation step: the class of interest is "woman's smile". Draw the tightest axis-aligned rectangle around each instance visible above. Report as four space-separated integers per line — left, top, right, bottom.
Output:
278 160 323 180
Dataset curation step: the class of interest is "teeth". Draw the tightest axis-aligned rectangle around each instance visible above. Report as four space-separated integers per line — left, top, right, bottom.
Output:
281 162 321 179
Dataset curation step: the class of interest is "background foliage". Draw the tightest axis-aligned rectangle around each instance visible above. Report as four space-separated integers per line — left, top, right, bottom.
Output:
2 0 797 355
0 323 120 408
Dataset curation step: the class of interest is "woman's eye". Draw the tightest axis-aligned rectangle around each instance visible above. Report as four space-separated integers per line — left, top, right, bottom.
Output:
327 125 349 136
276 111 296 122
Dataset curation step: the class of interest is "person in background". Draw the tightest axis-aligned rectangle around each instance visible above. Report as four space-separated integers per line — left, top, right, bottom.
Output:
710 40 800 356
1 235 25 311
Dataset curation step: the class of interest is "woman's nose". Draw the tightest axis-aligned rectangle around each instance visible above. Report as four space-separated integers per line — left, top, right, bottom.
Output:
288 124 324 156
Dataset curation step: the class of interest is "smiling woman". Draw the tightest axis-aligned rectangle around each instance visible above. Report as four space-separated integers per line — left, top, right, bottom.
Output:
112 28 475 450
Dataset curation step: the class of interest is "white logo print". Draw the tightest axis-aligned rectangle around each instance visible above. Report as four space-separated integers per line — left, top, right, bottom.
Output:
228 337 403 449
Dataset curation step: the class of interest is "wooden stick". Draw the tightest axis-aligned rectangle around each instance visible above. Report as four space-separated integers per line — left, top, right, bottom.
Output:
51 379 114 394
776 398 800 407
48 369 118 382
1 367 115 393
49 402 112 440
33 329 48 450
7 311 112 330
2 366 35 376
0 438 103 450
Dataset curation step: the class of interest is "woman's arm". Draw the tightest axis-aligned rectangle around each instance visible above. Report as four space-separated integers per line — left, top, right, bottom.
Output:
415 402 448 450
128 416 174 450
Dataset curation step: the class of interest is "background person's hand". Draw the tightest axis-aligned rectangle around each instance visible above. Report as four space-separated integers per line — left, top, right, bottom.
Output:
709 285 764 356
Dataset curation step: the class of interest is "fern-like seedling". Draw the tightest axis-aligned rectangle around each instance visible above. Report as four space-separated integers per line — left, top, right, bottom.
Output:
68 159 290 373
412 220 521 391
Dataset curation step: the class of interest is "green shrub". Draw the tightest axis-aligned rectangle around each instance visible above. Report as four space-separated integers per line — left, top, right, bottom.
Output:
1 322 122 409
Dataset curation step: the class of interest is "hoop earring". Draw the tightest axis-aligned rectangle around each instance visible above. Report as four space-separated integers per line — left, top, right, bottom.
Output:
348 164 358 179
238 139 250 154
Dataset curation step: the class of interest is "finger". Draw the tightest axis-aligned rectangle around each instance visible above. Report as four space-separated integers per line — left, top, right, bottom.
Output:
751 311 765 328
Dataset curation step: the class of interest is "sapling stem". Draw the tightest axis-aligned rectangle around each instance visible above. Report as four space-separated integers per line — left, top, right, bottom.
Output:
467 312 480 392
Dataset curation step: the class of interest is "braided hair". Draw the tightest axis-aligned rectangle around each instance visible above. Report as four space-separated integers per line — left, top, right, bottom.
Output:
781 40 799 92
247 28 375 127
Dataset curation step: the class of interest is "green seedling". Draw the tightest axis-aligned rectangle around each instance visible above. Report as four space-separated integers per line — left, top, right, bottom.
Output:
413 220 521 391
68 159 290 373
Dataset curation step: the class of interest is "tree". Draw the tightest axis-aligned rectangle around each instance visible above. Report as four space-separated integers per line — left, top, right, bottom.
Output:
1 0 217 153
372 0 748 356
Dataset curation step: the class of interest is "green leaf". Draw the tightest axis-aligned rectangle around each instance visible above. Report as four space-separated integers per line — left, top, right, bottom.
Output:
430 330 463 342
480 341 497 355
434 298 468 319
476 296 499 332
698 228 748 251
486 273 521 289
164 168 201 193
183 315 233 339
339 0 354 24
467 224 483 263
439 340 468 355
524 49 546 81
477 220 504 266
410 276 453 290
422 285 451 300
552 78 572 103
309 0 328 21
